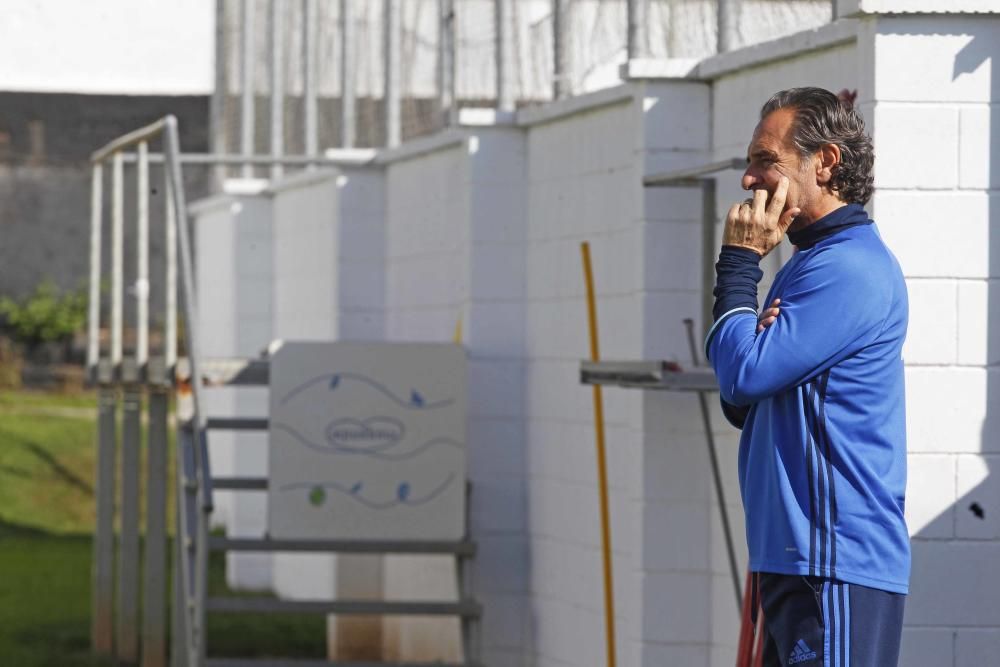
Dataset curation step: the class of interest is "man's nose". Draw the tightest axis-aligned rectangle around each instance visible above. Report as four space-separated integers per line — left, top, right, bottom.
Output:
741 169 756 191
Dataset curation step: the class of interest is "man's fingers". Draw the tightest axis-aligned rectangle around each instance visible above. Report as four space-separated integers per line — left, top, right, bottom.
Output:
767 176 789 218
778 207 801 232
757 313 778 333
727 201 743 223
752 188 768 216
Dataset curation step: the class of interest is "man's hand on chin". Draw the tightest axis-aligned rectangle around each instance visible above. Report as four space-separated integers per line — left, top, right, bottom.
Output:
723 176 800 257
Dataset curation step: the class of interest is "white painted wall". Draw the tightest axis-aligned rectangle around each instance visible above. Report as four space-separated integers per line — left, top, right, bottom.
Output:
265 165 388 660
0 0 214 95
863 14 1000 665
191 192 274 590
192 7 1000 664
381 137 471 664
379 122 533 666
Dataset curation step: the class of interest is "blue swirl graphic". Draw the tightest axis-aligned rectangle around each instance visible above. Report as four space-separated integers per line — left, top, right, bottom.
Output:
279 473 456 510
273 422 463 461
279 372 454 410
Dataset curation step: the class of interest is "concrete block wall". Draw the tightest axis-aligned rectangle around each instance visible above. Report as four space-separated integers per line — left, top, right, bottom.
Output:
191 191 274 590
266 165 389 662
380 128 533 666
380 136 470 664
464 126 532 667
862 14 1000 665
519 92 646 667
193 13 1000 662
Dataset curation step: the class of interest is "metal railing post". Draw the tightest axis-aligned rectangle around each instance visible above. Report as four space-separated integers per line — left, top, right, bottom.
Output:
86 164 103 380
211 0 227 186
384 0 402 147
496 0 515 112
438 0 455 125
176 424 200 667
241 0 256 178
137 141 150 371
718 0 736 53
303 0 318 155
627 0 648 60
165 169 178 372
91 380 117 656
118 375 142 664
142 376 169 667
111 152 124 372
341 0 356 147
270 0 285 180
553 0 570 99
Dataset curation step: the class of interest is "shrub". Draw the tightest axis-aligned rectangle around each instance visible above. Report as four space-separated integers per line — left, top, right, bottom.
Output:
0 281 88 347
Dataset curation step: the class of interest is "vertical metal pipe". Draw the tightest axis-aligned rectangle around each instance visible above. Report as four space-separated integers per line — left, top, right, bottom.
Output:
91 386 116 655
553 0 569 99
142 384 169 667
717 0 735 53
195 430 211 667
241 0 256 178
211 0 227 186
164 118 204 428
176 426 200 666
270 0 285 180
118 383 142 664
165 169 177 372
87 164 103 378
627 0 647 60
496 0 515 112
384 0 402 147
137 141 150 370
165 116 208 663
438 0 455 125
341 0 357 147
111 152 124 370
303 0 318 155
702 180 717 340
171 509 188 667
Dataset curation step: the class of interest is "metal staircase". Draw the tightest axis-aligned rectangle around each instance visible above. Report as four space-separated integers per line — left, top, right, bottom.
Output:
87 118 483 667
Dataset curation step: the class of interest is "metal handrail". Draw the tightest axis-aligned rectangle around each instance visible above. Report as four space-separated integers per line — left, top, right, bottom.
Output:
90 118 169 164
88 115 211 667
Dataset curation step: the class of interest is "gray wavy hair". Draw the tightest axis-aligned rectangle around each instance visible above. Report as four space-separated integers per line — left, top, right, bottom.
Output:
761 87 874 205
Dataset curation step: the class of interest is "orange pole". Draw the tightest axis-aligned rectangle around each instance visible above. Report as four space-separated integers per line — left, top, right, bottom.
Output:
580 241 617 667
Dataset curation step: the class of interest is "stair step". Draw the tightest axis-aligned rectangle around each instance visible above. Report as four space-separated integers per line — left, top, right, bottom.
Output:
213 477 268 490
206 597 482 617
205 417 269 430
209 536 476 556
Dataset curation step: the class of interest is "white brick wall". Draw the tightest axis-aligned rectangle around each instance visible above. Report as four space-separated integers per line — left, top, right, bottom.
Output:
192 192 274 590
223 11 1000 662
382 128 534 665
867 13 1000 665
266 168 390 656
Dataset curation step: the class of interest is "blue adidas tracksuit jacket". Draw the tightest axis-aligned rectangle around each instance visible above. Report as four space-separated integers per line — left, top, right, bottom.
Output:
705 203 910 594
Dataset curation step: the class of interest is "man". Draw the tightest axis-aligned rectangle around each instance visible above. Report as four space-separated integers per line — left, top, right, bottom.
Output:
704 87 909 666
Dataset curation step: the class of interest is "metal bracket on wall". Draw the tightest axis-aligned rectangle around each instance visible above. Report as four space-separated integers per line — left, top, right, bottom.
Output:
643 157 745 340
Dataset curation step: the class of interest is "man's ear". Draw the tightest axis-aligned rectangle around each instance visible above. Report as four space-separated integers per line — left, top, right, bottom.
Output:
816 143 841 186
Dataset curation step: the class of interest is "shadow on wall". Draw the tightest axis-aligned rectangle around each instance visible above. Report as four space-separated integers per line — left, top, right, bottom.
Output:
904 30 999 663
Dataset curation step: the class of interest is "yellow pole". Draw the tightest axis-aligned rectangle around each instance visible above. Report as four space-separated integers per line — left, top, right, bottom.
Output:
580 241 617 667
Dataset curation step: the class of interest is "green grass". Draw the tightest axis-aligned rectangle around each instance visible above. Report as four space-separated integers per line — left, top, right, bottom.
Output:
0 389 97 411
0 521 112 667
0 389 327 665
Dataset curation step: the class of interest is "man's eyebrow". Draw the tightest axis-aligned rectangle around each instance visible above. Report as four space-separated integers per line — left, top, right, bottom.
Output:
748 149 778 163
